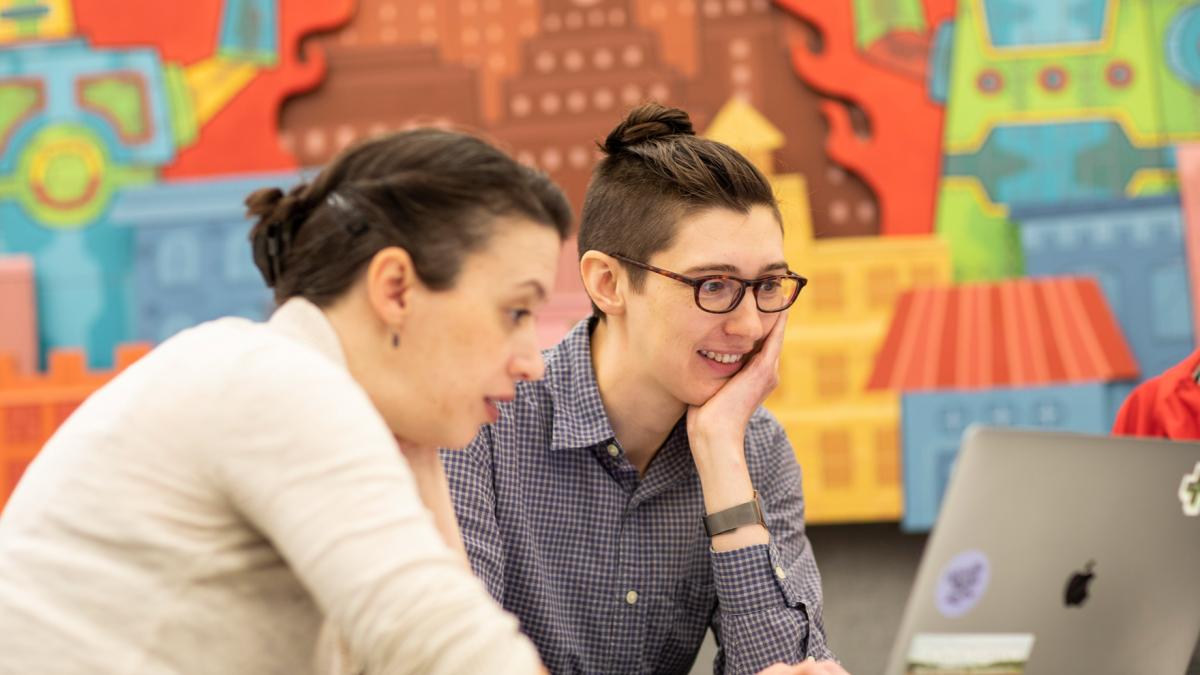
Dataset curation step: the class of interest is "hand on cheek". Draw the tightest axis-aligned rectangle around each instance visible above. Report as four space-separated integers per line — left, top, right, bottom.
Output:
686 313 787 449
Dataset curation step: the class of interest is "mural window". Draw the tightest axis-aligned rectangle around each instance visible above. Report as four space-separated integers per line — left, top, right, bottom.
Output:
814 353 849 399
940 403 968 434
875 425 899 485
3 404 42 446
156 231 201 286
986 403 1017 426
1032 399 1066 427
223 229 257 283
911 264 940 288
1150 263 1192 341
819 429 853 489
866 266 899 310
810 271 845 313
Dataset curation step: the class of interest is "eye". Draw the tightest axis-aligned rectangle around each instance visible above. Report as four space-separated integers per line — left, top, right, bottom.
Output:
699 279 729 295
509 308 533 326
758 279 781 293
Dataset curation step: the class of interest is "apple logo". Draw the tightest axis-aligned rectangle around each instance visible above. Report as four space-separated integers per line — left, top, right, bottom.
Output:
1064 560 1096 607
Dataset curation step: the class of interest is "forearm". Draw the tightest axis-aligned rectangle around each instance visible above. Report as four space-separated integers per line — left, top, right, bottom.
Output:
690 430 769 552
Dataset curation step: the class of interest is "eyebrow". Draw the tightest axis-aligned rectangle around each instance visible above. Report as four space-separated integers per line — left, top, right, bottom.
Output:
682 261 790 276
517 279 548 300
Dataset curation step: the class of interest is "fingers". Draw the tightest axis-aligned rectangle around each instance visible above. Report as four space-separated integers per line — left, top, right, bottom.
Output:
757 659 850 675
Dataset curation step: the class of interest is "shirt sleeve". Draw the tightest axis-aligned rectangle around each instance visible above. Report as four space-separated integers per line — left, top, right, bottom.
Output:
439 426 508 605
709 410 835 675
209 348 539 675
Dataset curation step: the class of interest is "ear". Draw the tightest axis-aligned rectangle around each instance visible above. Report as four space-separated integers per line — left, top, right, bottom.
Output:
580 250 626 317
364 246 418 329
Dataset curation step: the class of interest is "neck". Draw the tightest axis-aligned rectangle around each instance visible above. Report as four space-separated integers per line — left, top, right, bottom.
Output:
590 317 687 474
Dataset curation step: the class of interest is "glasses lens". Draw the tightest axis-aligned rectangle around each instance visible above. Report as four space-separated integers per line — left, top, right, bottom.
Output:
697 278 742 312
755 276 801 311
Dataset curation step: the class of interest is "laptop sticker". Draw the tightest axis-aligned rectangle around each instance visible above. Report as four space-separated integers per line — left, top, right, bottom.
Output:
935 550 990 618
906 633 1035 675
1181 462 1200 517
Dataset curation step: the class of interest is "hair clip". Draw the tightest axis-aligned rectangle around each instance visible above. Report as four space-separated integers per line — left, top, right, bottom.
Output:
326 190 370 236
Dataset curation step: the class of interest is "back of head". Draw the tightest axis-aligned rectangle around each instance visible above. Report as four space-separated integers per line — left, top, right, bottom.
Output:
246 129 572 306
578 103 779 293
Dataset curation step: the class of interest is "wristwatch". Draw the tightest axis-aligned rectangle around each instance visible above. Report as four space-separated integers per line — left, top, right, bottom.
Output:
704 490 766 537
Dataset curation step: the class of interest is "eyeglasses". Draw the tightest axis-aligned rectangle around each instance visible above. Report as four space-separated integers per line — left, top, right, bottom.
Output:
611 253 806 314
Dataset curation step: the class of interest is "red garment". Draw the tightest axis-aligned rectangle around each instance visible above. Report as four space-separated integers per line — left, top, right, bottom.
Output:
1113 349 1200 439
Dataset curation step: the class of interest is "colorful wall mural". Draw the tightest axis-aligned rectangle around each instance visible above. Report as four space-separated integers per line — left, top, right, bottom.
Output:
2 0 1199 527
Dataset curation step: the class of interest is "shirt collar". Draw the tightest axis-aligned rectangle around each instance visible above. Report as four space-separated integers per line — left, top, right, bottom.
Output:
267 297 349 370
545 316 618 451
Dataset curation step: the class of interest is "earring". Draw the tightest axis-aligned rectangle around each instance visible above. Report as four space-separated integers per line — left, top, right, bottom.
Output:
392 333 399 349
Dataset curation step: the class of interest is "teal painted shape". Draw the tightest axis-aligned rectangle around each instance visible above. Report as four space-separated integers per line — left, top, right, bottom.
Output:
1165 5 1200 86
943 121 1174 208
219 0 279 64
928 20 955 104
0 201 134 368
981 0 1108 47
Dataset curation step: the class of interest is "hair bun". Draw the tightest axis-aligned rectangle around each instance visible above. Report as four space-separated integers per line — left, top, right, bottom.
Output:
246 183 311 288
600 103 695 156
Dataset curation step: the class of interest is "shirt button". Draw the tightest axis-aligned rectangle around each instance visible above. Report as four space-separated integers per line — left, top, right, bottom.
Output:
774 566 787 580
607 443 620 457
625 590 639 605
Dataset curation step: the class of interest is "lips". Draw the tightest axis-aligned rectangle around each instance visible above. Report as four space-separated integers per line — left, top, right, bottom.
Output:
483 395 514 423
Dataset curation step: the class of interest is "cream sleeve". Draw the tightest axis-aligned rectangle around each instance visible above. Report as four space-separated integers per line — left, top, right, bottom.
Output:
210 347 541 675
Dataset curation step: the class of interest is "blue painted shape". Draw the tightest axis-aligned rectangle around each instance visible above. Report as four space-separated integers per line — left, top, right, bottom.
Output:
1165 5 1200 86
112 173 297 345
219 0 279 64
0 40 177 170
901 383 1121 531
982 0 1108 48
942 121 1175 209
1013 195 1194 380
928 20 955 104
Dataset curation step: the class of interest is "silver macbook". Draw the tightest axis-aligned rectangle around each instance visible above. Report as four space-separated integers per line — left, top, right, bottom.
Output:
886 426 1200 675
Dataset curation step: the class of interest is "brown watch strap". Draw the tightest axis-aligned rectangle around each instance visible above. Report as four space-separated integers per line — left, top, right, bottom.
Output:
704 491 765 537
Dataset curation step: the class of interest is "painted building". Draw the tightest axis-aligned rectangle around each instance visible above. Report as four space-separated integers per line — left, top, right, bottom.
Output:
932 0 1200 281
111 173 290 343
0 343 149 512
868 276 1139 531
1014 195 1194 380
709 99 954 523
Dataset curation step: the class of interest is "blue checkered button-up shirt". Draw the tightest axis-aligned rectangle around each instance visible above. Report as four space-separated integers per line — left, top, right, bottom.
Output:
442 319 833 674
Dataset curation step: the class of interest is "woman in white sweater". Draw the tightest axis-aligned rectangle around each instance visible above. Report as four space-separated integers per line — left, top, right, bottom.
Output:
0 129 571 674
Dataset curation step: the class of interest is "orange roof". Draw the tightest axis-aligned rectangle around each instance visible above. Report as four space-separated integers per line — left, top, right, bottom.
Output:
867 277 1139 392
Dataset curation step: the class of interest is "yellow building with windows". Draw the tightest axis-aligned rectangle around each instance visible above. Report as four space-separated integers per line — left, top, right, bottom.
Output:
705 99 952 523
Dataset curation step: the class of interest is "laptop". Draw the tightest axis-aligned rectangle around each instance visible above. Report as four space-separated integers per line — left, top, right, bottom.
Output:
885 426 1200 675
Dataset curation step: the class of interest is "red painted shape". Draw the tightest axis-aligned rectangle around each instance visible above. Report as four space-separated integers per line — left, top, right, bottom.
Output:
776 0 955 236
867 277 1139 392
72 0 353 177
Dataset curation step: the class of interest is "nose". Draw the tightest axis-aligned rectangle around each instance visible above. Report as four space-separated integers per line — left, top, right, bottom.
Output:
510 341 546 382
723 289 767 341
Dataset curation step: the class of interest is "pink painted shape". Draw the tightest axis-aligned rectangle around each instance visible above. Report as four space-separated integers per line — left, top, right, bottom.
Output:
0 256 37 374
1179 144 1200 348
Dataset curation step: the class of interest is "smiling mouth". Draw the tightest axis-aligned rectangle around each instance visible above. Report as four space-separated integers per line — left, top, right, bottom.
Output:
699 350 745 365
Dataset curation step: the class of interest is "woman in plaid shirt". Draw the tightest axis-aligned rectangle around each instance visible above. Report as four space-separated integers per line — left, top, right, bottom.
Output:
441 104 848 675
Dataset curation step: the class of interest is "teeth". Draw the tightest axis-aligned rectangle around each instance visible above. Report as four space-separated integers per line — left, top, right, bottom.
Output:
701 350 743 365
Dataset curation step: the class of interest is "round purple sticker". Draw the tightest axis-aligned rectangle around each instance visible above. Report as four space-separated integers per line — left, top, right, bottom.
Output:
935 549 991 618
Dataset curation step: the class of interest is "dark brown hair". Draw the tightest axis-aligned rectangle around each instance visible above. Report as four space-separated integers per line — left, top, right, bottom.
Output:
578 103 780 313
247 129 572 306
